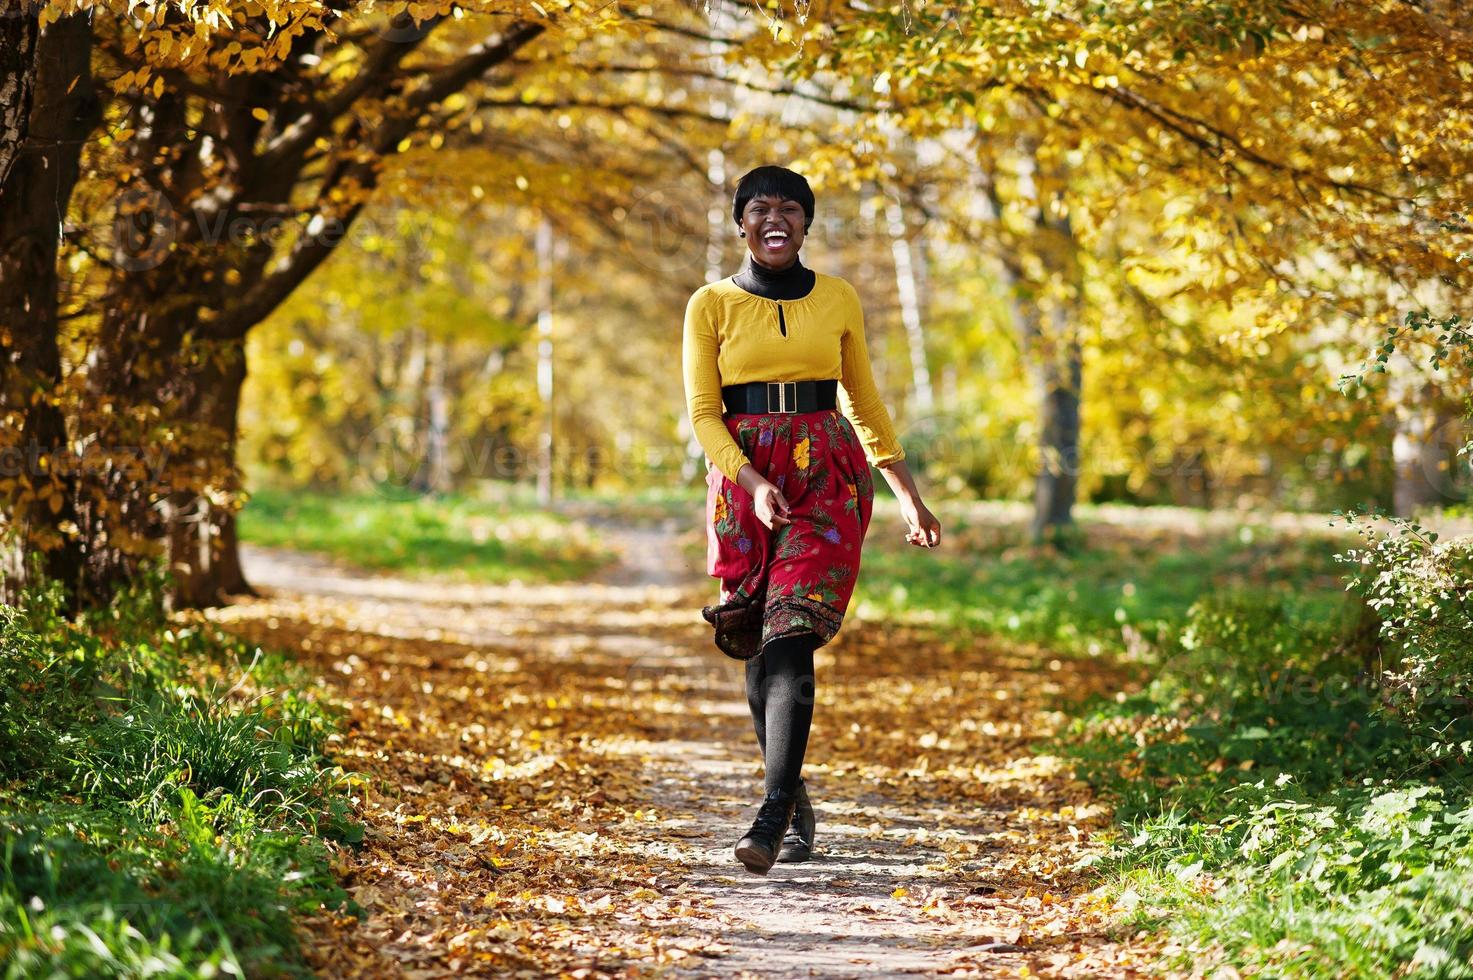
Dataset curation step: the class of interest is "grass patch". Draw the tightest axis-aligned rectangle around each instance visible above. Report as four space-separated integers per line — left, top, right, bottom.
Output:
1052 585 1473 978
0 566 359 978
855 502 1350 658
239 485 615 583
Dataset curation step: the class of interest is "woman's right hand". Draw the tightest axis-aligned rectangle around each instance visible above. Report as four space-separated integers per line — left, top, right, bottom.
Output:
735 465 791 531
753 482 792 530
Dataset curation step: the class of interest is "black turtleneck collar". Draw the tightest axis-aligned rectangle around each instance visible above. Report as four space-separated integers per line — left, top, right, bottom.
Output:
732 252 816 301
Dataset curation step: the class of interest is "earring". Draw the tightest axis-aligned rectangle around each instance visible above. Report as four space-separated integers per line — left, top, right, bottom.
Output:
738 230 746 237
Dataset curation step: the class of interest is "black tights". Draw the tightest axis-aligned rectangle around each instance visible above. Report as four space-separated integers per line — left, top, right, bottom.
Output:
744 631 819 796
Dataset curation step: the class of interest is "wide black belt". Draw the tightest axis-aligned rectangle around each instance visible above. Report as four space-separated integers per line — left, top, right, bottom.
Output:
722 379 838 415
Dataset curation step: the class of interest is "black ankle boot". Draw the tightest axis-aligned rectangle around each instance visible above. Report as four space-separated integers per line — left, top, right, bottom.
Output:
777 777 816 863
733 787 799 875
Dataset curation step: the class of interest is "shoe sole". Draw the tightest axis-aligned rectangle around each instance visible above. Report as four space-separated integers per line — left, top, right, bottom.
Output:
733 841 776 874
776 845 811 863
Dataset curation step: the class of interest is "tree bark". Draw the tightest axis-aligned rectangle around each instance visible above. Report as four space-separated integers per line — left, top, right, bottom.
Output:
163 338 254 607
1026 297 1083 543
0 1 39 194
0 11 99 610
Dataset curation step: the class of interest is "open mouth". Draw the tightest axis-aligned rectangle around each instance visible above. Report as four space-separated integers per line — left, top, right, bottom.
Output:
761 229 790 250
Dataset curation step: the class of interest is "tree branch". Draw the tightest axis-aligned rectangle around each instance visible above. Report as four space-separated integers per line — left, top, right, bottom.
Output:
572 62 876 113
210 21 548 341
471 96 731 125
397 21 547 122
1098 81 1406 203
257 9 447 175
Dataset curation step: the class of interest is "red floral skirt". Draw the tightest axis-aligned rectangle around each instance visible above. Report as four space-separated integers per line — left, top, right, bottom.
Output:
701 407 876 660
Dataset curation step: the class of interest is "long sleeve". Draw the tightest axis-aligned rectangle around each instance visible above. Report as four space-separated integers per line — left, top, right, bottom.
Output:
682 287 753 483
837 282 906 468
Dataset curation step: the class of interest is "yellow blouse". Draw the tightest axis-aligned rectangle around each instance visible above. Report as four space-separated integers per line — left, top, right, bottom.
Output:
682 271 907 483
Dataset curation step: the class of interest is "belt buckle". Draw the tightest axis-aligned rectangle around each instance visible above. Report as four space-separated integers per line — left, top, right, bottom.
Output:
766 381 798 413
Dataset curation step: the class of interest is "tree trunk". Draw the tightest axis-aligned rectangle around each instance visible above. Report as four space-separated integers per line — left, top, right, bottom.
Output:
1028 300 1083 544
80 76 289 606
536 215 556 505
0 11 99 610
969 141 1086 543
0 2 39 194
163 337 254 607
415 335 452 495
884 192 934 415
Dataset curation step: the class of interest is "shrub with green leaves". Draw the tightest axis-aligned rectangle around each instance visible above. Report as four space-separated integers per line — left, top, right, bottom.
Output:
1332 297 1473 757
1091 775 1473 978
1334 512 1473 760
1058 582 1473 977
0 563 360 978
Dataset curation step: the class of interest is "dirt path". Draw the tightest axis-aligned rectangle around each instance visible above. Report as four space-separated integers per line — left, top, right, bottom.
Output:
211 520 1157 978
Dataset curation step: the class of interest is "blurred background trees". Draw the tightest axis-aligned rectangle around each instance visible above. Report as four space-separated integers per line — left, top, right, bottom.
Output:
1 0 1469 613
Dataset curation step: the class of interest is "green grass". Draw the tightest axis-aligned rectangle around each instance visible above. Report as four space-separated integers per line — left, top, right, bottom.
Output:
555 483 711 522
1059 651 1473 978
853 502 1352 658
238 485 616 583
1038 557 1473 976
0 566 359 978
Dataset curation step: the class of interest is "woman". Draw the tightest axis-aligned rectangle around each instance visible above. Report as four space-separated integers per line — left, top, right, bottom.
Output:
681 165 943 875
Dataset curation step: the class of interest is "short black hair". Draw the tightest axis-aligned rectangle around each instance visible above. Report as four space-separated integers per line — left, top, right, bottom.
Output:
732 165 815 233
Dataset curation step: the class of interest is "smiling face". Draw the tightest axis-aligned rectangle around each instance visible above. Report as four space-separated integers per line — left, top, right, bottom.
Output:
740 194 807 270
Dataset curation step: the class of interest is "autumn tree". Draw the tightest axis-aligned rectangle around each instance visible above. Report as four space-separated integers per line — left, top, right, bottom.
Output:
5 0 723 609
1 5 100 606
740 0 1472 535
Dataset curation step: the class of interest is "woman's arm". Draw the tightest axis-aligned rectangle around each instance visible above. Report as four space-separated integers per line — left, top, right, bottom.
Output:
878 458 941 547
682 288 753 483
682 288 791 530
878 457 923 503
838 282 941 548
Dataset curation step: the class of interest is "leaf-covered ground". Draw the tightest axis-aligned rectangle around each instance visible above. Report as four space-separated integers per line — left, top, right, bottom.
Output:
210 520 1164 978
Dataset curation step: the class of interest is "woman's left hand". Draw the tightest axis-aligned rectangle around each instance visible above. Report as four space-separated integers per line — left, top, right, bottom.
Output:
900 497 941 548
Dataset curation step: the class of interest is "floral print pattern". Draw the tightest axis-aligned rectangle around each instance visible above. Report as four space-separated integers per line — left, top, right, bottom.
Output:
701 408 876 660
